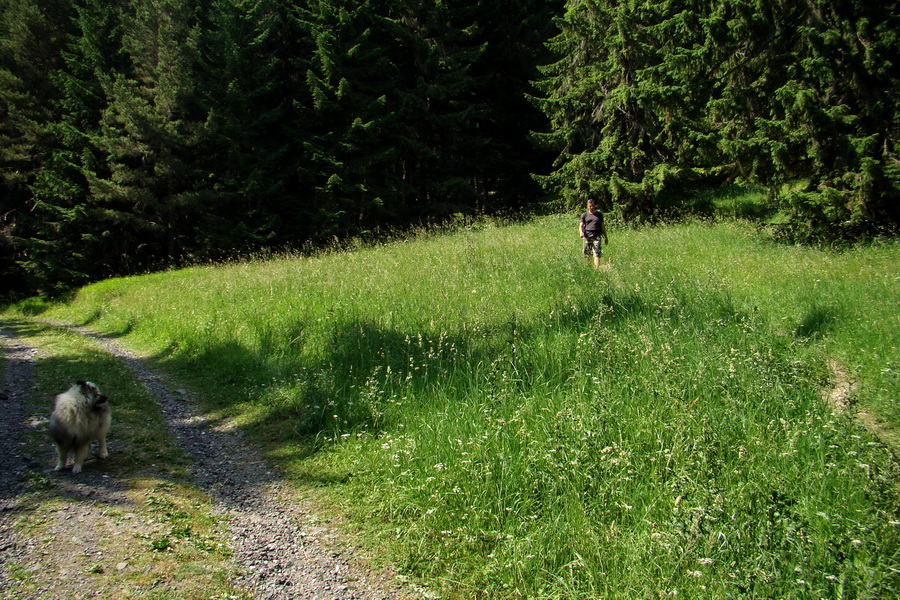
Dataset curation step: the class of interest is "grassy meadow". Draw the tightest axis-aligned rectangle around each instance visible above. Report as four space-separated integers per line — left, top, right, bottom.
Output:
4 207 900 598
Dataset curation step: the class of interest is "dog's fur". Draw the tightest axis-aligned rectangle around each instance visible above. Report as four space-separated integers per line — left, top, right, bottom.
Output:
48 381 111 473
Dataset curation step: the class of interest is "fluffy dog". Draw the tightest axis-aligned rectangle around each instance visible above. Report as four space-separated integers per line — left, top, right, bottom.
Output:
48 381 111 473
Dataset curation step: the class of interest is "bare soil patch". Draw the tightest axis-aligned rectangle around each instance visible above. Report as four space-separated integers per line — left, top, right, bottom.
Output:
825 357 900 456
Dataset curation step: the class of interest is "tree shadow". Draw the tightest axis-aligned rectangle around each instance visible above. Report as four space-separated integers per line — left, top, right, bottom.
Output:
795 303 843 341
4 276 770 488
162 298 616 461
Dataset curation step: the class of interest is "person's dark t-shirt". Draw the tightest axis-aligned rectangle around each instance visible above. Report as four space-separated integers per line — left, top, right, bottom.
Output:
581 211 604 238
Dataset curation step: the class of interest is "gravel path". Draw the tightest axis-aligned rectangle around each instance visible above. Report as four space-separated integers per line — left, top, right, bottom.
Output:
0 324 424 600
0 329 42 596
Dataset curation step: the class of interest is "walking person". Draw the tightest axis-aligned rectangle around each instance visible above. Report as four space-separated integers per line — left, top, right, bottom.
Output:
579 199 608 269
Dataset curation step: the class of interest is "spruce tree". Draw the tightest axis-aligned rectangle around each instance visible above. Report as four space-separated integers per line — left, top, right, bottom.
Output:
0 0 71 197
466 0 563 213
709 0 899 239
293 0 400 238
379 0 489 221
19 0 128 293
200 0 303 250
534 0 717 218
0 0 73 292
536 0 898 235
88 0 210 270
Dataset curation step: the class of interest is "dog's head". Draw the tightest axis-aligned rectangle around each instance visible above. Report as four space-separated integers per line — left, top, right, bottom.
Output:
76 380 101 400
93 394 109 413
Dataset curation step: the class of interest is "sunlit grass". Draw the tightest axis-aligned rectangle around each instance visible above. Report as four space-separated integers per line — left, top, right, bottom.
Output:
7 210 900 599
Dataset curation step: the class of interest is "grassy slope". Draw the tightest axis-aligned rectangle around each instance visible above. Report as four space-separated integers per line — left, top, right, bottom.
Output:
6 215 899 599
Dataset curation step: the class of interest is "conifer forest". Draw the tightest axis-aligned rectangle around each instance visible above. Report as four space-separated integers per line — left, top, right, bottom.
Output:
1 0 898 296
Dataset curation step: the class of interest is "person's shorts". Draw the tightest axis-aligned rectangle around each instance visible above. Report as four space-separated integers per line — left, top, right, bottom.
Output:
583 237 602 257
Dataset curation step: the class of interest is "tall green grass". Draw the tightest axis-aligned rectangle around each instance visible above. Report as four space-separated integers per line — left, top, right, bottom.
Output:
9 215 900 599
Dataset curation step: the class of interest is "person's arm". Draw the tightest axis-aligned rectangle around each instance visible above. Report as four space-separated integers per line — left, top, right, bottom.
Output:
579 215 586 238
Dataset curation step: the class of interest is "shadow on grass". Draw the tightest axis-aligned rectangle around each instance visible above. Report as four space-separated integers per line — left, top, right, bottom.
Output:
1 318 51 339
153 289 663 466
4 276 772 486
690 184 775 221
795 303 844 341
150 299 608 452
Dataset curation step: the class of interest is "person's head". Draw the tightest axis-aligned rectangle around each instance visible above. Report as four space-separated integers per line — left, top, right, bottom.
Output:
587 199 596 211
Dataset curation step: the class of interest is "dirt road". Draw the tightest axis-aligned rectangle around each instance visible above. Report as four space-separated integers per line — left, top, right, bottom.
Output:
0 323 423 600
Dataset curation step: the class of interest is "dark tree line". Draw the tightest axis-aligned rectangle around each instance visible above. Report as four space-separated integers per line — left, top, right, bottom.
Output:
2 0 897 298
1 0 562 295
